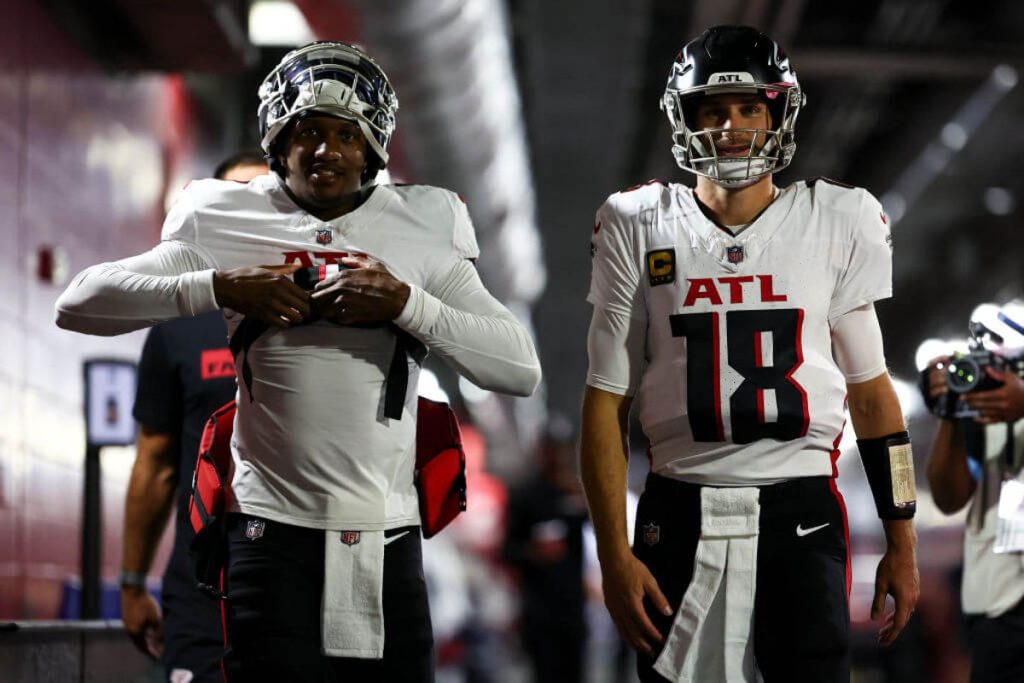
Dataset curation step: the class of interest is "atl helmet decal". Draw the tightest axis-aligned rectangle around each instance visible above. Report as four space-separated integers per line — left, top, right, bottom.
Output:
660 25 805 188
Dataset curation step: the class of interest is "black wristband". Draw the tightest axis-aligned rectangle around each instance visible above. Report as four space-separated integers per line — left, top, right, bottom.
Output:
857 431 917 520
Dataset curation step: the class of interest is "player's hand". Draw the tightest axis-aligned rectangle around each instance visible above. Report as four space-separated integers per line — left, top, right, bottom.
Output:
120 586 164 659
872 521 920 646
600 552 672 656
213 264 311 328
965 367 1024 424
310 255 410 325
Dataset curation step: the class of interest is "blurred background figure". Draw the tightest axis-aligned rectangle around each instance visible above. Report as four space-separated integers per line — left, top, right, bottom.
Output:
921 301 1024 682
443 424 519 683
504 416 589 683
119 152 266 683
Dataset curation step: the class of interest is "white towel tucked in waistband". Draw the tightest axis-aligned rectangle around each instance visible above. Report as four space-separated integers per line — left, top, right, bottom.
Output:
322 529 385 658
654 486 762 683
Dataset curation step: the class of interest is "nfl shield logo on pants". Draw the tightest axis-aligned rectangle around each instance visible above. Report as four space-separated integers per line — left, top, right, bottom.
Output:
726 246 744 264
245 519 265 540
643 522 660 546
340 531 361 546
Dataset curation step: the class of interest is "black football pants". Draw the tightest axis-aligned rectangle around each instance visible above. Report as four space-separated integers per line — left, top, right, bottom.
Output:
968 597 1024 682
161 559 225 682
633 473 851 683
221 514 434 683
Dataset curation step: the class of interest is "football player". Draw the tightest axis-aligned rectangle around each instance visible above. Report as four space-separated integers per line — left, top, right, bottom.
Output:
56 41 540 682
580 25 919 682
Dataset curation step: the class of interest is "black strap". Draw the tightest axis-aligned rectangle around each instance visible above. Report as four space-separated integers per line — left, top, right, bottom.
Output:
384 331 428 419
228 318 426 418
228 318 269 403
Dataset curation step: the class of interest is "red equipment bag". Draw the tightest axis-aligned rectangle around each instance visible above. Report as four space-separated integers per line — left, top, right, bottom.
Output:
188 396 467 592
414 397 468 538
188 400 237 598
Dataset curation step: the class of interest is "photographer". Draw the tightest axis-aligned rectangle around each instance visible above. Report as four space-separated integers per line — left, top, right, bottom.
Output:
922 303 1024 682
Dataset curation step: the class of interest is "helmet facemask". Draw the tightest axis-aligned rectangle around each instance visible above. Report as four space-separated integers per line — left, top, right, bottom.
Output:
258 42 398 182
660 26 805 188
662 83 803 188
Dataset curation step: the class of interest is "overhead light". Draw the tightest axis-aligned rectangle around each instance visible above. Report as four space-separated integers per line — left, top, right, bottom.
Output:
249 1 315 46
983 187 1015 216
940 122 967 150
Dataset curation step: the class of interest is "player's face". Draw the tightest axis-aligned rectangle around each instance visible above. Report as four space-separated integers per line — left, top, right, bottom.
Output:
693 93 773 157
279 115 368 216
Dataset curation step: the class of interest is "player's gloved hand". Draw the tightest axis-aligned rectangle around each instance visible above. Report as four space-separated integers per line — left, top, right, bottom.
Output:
964 367 1024 424
311 255 410 325
120 586 164 659
213 264 311 328
601 552 673 656
872 520 920 646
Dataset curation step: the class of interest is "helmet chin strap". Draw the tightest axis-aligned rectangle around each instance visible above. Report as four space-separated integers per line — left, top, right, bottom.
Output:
707 157 772 187
672 143 773 188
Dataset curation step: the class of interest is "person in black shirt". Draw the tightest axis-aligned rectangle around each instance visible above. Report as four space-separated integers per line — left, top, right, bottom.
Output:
505 421 589 683
118 152 266 682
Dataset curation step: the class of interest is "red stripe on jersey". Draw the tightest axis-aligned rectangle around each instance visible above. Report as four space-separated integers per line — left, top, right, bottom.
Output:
829 422 845 478
319 264 327 282
786 308 810 437
828 476 852 598
712 312 725 441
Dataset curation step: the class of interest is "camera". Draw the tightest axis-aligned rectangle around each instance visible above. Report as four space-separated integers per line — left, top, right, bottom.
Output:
930 319 1024 418
945 348 1020 394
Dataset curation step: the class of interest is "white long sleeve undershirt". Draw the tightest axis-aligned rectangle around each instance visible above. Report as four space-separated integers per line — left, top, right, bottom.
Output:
56 244 540 396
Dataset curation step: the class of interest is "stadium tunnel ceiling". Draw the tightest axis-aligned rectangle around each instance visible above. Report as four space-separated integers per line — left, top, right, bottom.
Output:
37 0 1024 412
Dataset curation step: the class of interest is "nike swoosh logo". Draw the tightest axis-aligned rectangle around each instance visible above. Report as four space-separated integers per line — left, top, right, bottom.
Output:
384 530 410 546
795 522 830 537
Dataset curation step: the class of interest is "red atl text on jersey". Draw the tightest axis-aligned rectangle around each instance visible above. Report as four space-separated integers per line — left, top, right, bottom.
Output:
682 275 787 307
281 250 368 267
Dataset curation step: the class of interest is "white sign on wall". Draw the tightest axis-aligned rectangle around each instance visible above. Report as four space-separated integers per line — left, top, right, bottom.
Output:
84 360 137 446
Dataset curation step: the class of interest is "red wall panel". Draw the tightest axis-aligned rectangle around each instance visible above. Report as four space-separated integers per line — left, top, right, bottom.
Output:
0 0 195 619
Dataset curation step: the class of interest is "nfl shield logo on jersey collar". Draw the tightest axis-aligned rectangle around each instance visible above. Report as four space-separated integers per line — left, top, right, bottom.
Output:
245 518 266 540
315 228 334 245
726 245 744 264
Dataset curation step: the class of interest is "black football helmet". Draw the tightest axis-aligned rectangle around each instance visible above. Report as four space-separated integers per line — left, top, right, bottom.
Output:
258 41 398 180
661 25 804 187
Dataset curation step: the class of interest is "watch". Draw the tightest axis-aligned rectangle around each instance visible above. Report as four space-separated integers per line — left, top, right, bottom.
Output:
118 570 147 589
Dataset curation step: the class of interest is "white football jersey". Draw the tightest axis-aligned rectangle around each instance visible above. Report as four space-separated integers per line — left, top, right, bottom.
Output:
587 179 893 485
163 174 479 529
